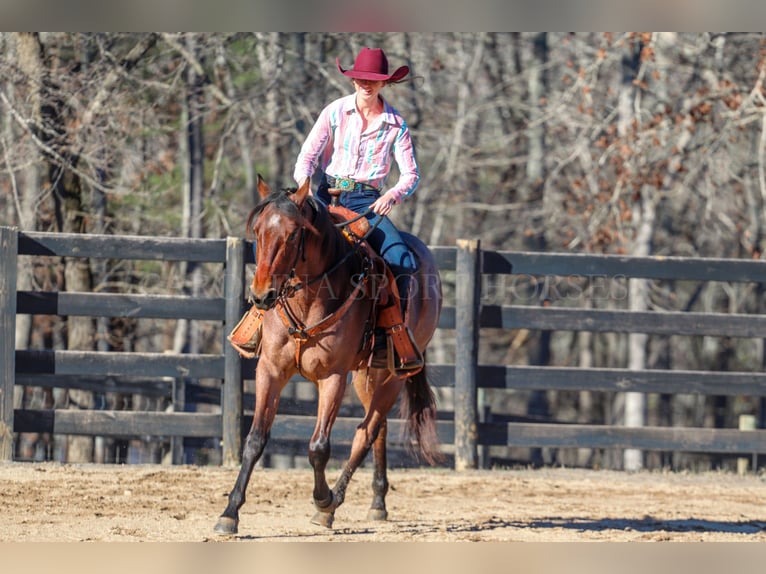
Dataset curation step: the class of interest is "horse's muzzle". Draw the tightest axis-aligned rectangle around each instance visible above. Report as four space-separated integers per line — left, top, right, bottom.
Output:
251 288 278 310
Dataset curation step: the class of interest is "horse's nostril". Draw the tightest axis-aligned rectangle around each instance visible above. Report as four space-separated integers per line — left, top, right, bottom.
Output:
252 289 277 310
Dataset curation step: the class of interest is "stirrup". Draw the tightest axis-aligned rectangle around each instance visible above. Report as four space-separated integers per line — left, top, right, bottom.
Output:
389 325 424 375
228 306 264 358
369 325 423 376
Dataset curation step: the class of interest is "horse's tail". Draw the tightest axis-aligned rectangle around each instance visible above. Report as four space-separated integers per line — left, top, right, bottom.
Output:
400 357 444 466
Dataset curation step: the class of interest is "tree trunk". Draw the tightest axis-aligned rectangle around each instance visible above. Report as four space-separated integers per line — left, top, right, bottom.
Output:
55 171 96 462
577 286 595 467
524 33 552 467
624 200 653 470
255 33 288 187
169 33 208 464
9 33 44 459
617 38 648 471
526 32 547 195
186 33 205 356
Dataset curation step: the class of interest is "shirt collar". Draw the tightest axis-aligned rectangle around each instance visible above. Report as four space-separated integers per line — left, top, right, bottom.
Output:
341 93 401 127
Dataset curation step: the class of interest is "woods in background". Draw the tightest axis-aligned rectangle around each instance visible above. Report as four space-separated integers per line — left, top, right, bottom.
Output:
2 32 765 469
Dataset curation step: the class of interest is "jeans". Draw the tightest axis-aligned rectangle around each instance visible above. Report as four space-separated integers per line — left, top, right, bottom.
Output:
317 183 417 303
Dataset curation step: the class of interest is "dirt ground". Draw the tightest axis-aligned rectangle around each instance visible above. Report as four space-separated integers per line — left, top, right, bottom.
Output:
1 462 765 542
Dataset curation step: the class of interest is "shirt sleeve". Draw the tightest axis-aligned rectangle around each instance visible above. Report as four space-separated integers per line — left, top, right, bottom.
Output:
387 121 420 203
294 104 333 185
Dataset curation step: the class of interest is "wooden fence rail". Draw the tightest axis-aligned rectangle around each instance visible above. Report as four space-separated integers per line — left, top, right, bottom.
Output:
2 225 766 470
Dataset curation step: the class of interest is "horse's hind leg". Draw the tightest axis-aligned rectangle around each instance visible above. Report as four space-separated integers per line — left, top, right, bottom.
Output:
322 406 389 524
351 370 394 521
367 418 389 521
320 372 401 525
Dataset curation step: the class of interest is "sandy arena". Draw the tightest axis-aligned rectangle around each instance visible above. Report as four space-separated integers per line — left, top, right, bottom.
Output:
1 462 765 542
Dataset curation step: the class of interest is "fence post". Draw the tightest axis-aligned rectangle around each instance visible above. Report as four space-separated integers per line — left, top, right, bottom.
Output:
222 237 245 466
737 414 757 475
0 227 18 461
454 238 480 470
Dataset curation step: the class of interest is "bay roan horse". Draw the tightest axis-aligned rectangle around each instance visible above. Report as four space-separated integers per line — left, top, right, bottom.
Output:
214 176 443 534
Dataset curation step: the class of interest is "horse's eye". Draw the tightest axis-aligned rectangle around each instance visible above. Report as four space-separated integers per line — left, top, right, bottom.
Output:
287 230 298 242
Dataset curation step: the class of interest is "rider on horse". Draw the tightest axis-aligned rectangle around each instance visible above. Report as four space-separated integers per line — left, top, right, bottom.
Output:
291 47 423 374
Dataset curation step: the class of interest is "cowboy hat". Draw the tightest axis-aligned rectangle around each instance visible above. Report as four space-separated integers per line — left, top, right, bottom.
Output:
336 47 409 82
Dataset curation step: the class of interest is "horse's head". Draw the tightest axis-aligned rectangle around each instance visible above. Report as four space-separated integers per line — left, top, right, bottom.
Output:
246 176 315 310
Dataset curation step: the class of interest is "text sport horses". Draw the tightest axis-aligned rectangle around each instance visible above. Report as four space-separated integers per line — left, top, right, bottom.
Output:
214 177 443 534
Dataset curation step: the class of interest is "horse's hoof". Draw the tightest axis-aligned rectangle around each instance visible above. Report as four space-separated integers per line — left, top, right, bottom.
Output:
213 516 239 535
367 508 388 521
313 491 334 512
310 511 335 529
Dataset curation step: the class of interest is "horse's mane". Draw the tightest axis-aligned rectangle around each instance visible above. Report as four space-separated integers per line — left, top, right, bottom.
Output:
245 187 352 264
245 188 302 240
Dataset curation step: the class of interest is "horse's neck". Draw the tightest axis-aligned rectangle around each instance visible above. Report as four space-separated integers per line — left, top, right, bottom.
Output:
298 221 359 306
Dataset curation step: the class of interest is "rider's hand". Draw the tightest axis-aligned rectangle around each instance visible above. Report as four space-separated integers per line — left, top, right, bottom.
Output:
370 190 399 216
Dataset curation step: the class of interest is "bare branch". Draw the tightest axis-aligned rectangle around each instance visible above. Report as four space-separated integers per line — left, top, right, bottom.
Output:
78 34 159 136
0 90 109 192
161 33 234 108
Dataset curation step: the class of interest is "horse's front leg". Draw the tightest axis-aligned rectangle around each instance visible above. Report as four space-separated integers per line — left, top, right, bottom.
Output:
214 365 286 535
213 423 269 534
309 374 347 528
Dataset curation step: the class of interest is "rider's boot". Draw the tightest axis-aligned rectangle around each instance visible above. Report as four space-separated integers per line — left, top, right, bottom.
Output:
371 275 423 376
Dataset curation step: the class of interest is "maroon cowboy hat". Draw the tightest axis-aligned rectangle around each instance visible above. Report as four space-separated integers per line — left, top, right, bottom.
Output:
336 47 409 82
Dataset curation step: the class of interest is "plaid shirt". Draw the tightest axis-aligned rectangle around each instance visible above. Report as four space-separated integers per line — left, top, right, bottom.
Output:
294 94 420 203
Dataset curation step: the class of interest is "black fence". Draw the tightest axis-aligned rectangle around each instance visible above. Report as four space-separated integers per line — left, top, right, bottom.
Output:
2 226 766 470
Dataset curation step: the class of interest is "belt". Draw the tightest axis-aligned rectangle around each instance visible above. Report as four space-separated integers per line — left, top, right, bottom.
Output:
326 175 379 193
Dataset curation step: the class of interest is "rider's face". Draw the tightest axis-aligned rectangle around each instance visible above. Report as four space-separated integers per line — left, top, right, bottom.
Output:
353 78 385 99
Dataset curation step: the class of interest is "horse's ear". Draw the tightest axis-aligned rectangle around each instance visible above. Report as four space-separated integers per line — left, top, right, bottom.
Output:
292 177 311 206
256 174 271 200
